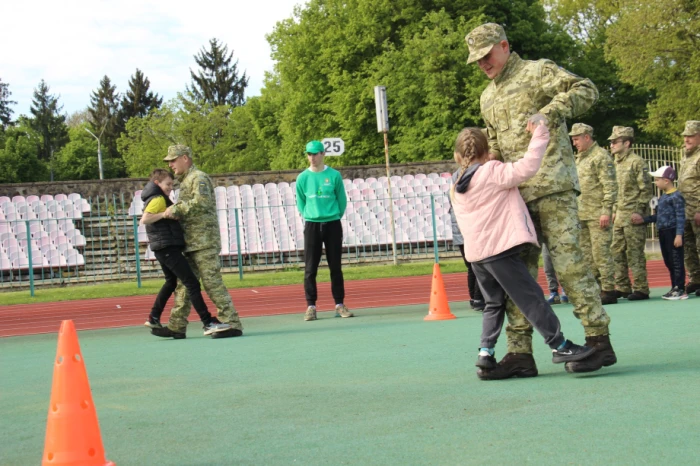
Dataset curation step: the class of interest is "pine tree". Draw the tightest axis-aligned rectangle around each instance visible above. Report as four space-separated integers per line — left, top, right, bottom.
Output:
88 75 125 177
0 77 16 129
120 69 162 124
28 79 69 161
186 38 249 107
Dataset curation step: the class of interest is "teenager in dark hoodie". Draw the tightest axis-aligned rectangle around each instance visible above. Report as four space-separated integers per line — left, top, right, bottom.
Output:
140 169 231 337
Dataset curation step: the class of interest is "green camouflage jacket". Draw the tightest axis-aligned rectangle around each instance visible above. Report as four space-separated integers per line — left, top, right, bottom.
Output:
679 146 700 217
575 142 617 220
170 165 221 252
613 150 652 225
481 52 599 203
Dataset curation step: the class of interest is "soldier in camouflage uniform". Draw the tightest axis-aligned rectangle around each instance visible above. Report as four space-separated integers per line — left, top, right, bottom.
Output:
569 123 618 305
609 127 652 301
678 121 700 295
465 23 614 377
151 145 243 339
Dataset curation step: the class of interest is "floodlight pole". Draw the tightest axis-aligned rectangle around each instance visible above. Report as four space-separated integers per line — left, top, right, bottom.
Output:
85 126 105 180
375 86 397 265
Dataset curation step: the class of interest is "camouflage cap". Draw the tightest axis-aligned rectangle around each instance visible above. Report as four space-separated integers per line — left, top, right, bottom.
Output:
608 126 634 140
465 23 507 64
163 144 192 161
682 120 700 136
568 123 594 137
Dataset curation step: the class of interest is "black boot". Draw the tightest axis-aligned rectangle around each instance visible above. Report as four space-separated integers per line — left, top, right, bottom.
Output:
476 353 538 380
210 328 243 339
600 290 618 305
151 327 186 340
627 290 649 300
565 335 616 373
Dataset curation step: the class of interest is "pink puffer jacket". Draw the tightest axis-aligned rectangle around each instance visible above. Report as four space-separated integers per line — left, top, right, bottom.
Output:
452 125 550 262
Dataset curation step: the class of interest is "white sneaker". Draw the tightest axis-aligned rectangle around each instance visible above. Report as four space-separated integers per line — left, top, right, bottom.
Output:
203 318 232 335
304 306 317 321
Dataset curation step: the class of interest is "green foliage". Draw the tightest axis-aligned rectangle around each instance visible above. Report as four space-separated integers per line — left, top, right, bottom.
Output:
604 0 700 141
185 38 249 108
28 79 69 161
0 120 49 183
0 77 15 129
88 75 126 177
52 124 101 181
261 0 579 170
120 69 163 124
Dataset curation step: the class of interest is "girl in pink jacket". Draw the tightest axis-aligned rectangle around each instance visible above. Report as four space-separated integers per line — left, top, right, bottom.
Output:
451 116 595 375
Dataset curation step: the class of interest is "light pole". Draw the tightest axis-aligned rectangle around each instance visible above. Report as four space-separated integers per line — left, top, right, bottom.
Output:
85 126 105 180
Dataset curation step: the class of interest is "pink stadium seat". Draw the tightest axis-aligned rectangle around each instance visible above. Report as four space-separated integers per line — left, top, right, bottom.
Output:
40 195 54 202
54 194 68 201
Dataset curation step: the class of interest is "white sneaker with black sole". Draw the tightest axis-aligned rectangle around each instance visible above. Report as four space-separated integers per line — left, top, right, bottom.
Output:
203 318 232 336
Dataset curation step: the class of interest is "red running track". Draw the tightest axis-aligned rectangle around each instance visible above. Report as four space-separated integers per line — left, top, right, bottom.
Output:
0 260 673 337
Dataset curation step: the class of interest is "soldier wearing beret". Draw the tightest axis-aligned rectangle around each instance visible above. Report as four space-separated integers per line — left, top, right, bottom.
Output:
150 144 244 339
678 120 700 294
609 127 652 301
465 22 614 377
569 123 618 305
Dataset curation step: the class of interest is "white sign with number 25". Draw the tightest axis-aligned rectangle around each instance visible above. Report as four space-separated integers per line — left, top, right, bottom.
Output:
322 138 345 156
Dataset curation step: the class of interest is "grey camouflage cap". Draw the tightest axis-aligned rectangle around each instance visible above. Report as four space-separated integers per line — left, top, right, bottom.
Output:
682 120 700 136
608 126 634 140
465 23 507 64
163 144 192 161
568 123 594 137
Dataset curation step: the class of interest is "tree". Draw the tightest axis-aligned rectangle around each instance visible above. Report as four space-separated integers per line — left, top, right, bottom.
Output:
28 79 69 166
120 69 162 124
604 0 700 140
0 77 16 129
0 119 49 183
186 38 249 108
66 108 90 128
263 0 580 169
88 75 126 177
52 124 101 181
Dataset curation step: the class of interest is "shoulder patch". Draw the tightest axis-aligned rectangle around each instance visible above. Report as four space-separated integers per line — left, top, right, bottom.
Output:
199 181 210 196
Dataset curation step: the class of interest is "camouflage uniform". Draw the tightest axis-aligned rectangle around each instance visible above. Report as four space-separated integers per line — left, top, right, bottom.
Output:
164 146 243 333
678 121 700 285
470 25 610 354
570 124 617 291
609 127 652 294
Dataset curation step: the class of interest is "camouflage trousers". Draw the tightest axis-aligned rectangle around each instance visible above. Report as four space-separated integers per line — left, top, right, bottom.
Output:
580 220 615 292
683 220 700 284
505 191 610 354
611 223 649 294
168 247 243 332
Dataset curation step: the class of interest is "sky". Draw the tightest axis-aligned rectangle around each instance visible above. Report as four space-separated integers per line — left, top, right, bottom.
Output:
1 0 305 117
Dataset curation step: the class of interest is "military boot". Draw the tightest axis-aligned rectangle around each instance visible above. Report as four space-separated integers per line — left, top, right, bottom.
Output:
476 353 538 380
564 335 616 373
600 290 618 305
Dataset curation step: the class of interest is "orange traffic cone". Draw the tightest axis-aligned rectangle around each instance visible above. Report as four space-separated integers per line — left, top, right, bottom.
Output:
424 263 456 321
42 320 115 466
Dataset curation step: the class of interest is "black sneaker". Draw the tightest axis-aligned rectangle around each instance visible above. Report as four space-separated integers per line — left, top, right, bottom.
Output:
475 350 497 369
627 291 649 301
661 288 674 299
210 328 243 339
686 282 700 294
144 316 163 329
151 327 186 339
551 340 596 364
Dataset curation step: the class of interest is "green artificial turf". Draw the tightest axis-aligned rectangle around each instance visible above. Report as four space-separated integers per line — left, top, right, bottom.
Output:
2 289 698 465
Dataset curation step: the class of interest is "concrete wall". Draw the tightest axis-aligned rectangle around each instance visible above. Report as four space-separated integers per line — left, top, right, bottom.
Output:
0 160 455 205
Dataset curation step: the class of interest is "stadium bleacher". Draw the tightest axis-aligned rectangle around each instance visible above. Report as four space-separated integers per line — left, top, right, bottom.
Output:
129 173 455 259
0 194 89 272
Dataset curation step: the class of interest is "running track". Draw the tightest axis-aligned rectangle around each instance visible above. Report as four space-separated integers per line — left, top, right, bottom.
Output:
1 260 673 337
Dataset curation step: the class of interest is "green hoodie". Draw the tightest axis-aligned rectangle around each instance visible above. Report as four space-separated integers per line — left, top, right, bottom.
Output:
295 166 347 222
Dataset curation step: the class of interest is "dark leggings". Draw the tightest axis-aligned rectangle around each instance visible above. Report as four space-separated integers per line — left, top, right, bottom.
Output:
458 244 483 301
151 246 212 324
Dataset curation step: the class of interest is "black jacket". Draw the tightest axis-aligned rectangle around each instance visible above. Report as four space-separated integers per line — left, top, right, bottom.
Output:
141 181 185 251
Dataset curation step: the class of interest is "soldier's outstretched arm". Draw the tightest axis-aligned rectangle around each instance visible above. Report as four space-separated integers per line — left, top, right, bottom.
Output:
539 60 599 124
170 175 213 219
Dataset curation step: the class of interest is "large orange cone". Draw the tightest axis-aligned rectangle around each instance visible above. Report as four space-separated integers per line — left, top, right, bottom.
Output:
424 263 456 321
42 320 115 466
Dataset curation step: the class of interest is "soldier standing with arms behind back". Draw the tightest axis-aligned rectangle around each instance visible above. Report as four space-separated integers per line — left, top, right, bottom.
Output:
609 127 652 301
150 144 243 340
677 121 700 295
465 23 614 377
569 123 618 305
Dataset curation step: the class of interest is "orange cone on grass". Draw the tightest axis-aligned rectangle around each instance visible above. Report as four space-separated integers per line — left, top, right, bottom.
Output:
424 263 456 321
42 320 115 466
